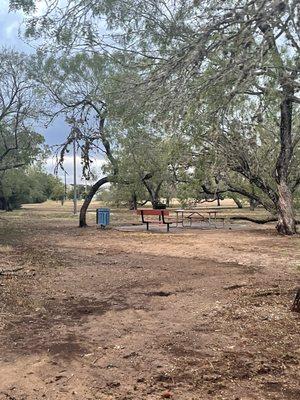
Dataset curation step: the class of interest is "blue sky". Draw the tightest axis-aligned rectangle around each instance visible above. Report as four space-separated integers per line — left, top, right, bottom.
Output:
0 0 24 49
0 0 105 183
0 0 67 146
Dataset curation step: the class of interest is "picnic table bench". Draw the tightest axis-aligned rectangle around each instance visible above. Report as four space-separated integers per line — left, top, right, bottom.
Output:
137 209 182 232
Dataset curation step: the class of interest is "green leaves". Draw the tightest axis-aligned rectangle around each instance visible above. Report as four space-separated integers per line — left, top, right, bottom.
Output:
0 166 65 210
9 0 35 13
0 49 45 173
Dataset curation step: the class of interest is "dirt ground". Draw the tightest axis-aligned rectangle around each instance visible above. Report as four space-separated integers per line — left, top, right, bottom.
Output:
0 204 299 400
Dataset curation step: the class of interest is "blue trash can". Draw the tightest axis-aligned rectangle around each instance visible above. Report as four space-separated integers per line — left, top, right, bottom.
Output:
96 208 110 228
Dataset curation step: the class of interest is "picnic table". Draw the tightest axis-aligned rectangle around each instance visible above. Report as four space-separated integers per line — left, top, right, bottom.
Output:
137 209 183 232
174 209 224 227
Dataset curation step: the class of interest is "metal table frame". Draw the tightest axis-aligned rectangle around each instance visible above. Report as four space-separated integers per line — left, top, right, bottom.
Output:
174 209 220 227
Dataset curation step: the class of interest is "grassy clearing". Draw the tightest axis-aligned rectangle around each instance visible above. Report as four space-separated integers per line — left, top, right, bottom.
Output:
17 200 278 225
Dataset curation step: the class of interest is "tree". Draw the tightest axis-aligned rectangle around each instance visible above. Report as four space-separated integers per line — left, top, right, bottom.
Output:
0 49 47 210
12 0 300 233
29 53 119 227
114 125 176 208
0 166 65 210
103 0 299 234
104 0 300 234
0 49 44 173
67 184 90 201
38 171 65 202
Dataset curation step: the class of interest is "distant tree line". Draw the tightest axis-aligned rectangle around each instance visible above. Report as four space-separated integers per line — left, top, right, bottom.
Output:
0 166 65 211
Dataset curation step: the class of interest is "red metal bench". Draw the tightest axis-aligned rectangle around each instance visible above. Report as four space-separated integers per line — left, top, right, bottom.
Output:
137 209 174 232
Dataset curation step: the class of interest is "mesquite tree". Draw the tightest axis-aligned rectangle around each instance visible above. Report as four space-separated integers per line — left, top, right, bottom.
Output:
13 0 300 233
186 96 300 219
30 53 119 227
99 0 299 234
114 125 179 209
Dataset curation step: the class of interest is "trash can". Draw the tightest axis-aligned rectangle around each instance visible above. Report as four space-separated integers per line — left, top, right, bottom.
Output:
154 203 167 209
96 208 110 229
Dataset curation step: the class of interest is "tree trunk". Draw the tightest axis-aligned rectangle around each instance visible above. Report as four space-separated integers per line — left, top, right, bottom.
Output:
152 196 162 209
147 187 157 208
249 198 255 211
275 84 296 235
249 186 256 211
0 197 5 210
142 179 164 209
276 181 296 235
232 196 243 209
79 176 109 227
166 196 170 207
0 197 11 211
129 192 138 210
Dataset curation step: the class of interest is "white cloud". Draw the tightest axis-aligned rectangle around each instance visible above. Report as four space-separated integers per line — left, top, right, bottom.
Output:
5 20 19 38
0 0 9 14
0 0 30 50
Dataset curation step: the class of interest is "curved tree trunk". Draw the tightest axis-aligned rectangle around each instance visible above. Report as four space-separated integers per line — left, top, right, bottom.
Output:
79 176 109 227
78 113 118 228
142 178 164 209
232 197 243 209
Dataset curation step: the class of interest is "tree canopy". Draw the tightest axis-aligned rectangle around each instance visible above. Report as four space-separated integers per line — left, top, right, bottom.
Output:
0 49 45 173
8 0 300 234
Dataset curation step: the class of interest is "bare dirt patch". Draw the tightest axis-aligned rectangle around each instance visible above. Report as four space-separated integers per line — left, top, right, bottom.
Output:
0 209 299 399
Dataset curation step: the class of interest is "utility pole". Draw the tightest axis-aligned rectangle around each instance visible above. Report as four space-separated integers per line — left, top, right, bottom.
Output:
64 170 67 203
73 138 77 215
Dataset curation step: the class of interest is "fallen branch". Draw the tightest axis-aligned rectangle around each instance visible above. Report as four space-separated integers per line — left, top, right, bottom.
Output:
229 216 300 225
0 267 24 275
229 216 277 224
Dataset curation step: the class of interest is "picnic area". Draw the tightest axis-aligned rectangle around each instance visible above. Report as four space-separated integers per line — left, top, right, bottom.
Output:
1 1 300 399
0 201 299 400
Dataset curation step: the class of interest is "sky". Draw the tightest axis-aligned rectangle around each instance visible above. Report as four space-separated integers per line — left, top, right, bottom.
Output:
0 0 105 184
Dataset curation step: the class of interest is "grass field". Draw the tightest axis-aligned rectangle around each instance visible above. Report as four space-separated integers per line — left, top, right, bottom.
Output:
0 201 299 400
15 199 277 225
